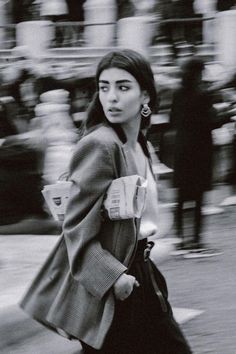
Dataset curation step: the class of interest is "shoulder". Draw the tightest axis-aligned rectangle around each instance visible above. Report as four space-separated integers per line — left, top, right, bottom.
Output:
67 123 129 183
70 124 122 170
78 124 122 151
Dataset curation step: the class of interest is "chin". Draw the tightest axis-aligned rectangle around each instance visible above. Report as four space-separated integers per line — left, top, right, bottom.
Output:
106 116 123 124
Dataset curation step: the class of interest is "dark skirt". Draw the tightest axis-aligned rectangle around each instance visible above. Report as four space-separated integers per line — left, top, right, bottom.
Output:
82 239 192 354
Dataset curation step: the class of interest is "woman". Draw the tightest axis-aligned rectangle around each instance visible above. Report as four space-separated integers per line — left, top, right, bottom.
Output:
170 57 230 252
20 49 191 353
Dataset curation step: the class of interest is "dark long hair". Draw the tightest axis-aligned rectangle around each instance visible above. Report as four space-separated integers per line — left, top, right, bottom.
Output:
85 49 158 132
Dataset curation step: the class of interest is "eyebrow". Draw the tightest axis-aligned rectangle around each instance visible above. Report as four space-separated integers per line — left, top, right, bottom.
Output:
98 79 133 84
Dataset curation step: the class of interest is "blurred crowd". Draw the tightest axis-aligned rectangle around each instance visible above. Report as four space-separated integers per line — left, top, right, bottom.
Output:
0 47 236 232
7 0 236 23
0 49 95 227
1 1 236 49
0 0 236 233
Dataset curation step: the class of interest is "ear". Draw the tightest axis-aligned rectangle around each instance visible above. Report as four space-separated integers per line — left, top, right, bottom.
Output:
142 90 150 105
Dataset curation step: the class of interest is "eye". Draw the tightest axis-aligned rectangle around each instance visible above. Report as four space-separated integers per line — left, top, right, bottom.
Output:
119 85 129 92
99 86 109 92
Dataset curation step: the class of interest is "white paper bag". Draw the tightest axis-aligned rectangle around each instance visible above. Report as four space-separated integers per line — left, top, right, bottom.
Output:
42 181 72 221
103 175 147 220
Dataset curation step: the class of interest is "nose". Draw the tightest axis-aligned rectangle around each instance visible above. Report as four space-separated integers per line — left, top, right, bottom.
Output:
107 87 118 102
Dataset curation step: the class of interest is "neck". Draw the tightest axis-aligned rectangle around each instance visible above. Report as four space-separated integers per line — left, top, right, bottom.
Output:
121 117 141 149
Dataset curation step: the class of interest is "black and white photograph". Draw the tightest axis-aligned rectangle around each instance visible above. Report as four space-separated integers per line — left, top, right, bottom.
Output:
0 1 236 353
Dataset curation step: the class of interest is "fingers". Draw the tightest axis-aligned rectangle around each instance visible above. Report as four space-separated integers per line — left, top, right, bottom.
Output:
119 279 140 301
115 286 132 301
113 275 140 301
119 289 131 301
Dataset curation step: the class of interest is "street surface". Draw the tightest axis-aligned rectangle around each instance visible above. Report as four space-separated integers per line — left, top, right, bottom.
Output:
0 184 236 353
0 235 81 354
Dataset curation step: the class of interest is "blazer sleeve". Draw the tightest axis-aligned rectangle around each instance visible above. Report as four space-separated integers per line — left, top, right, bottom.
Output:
63 134 127 299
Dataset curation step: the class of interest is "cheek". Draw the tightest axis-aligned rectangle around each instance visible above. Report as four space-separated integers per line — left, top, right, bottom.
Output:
99 93 106 108
126 95 142 112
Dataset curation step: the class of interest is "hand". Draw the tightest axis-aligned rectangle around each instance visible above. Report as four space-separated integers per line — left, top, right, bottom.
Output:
113 273 140 301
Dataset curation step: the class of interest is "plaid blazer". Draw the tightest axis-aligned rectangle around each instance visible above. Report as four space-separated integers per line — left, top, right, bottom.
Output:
20 123 151 349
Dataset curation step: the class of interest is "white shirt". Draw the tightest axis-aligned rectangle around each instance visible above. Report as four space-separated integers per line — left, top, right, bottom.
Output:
139 160 159 239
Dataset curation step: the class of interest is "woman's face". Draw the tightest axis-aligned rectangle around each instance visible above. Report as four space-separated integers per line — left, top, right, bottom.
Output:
98 68 148 126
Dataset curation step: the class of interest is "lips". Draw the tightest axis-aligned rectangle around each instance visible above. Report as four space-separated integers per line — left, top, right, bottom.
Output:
108 107 122 113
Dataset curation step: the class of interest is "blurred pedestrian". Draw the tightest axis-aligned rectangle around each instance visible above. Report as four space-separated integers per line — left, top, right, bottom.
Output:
116 0 136 19
11 0 34 23
65 0 85 21
216 0 236 12
157 0 199 53
40 0 69 46
208 70 236 197
64 0 86 45
1 46 41 123
35 65 95 119
20 49 192 354
170 57 232 254
0 94 46 226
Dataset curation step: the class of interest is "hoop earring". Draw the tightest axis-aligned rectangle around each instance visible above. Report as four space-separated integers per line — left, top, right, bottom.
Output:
141 103 152 118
